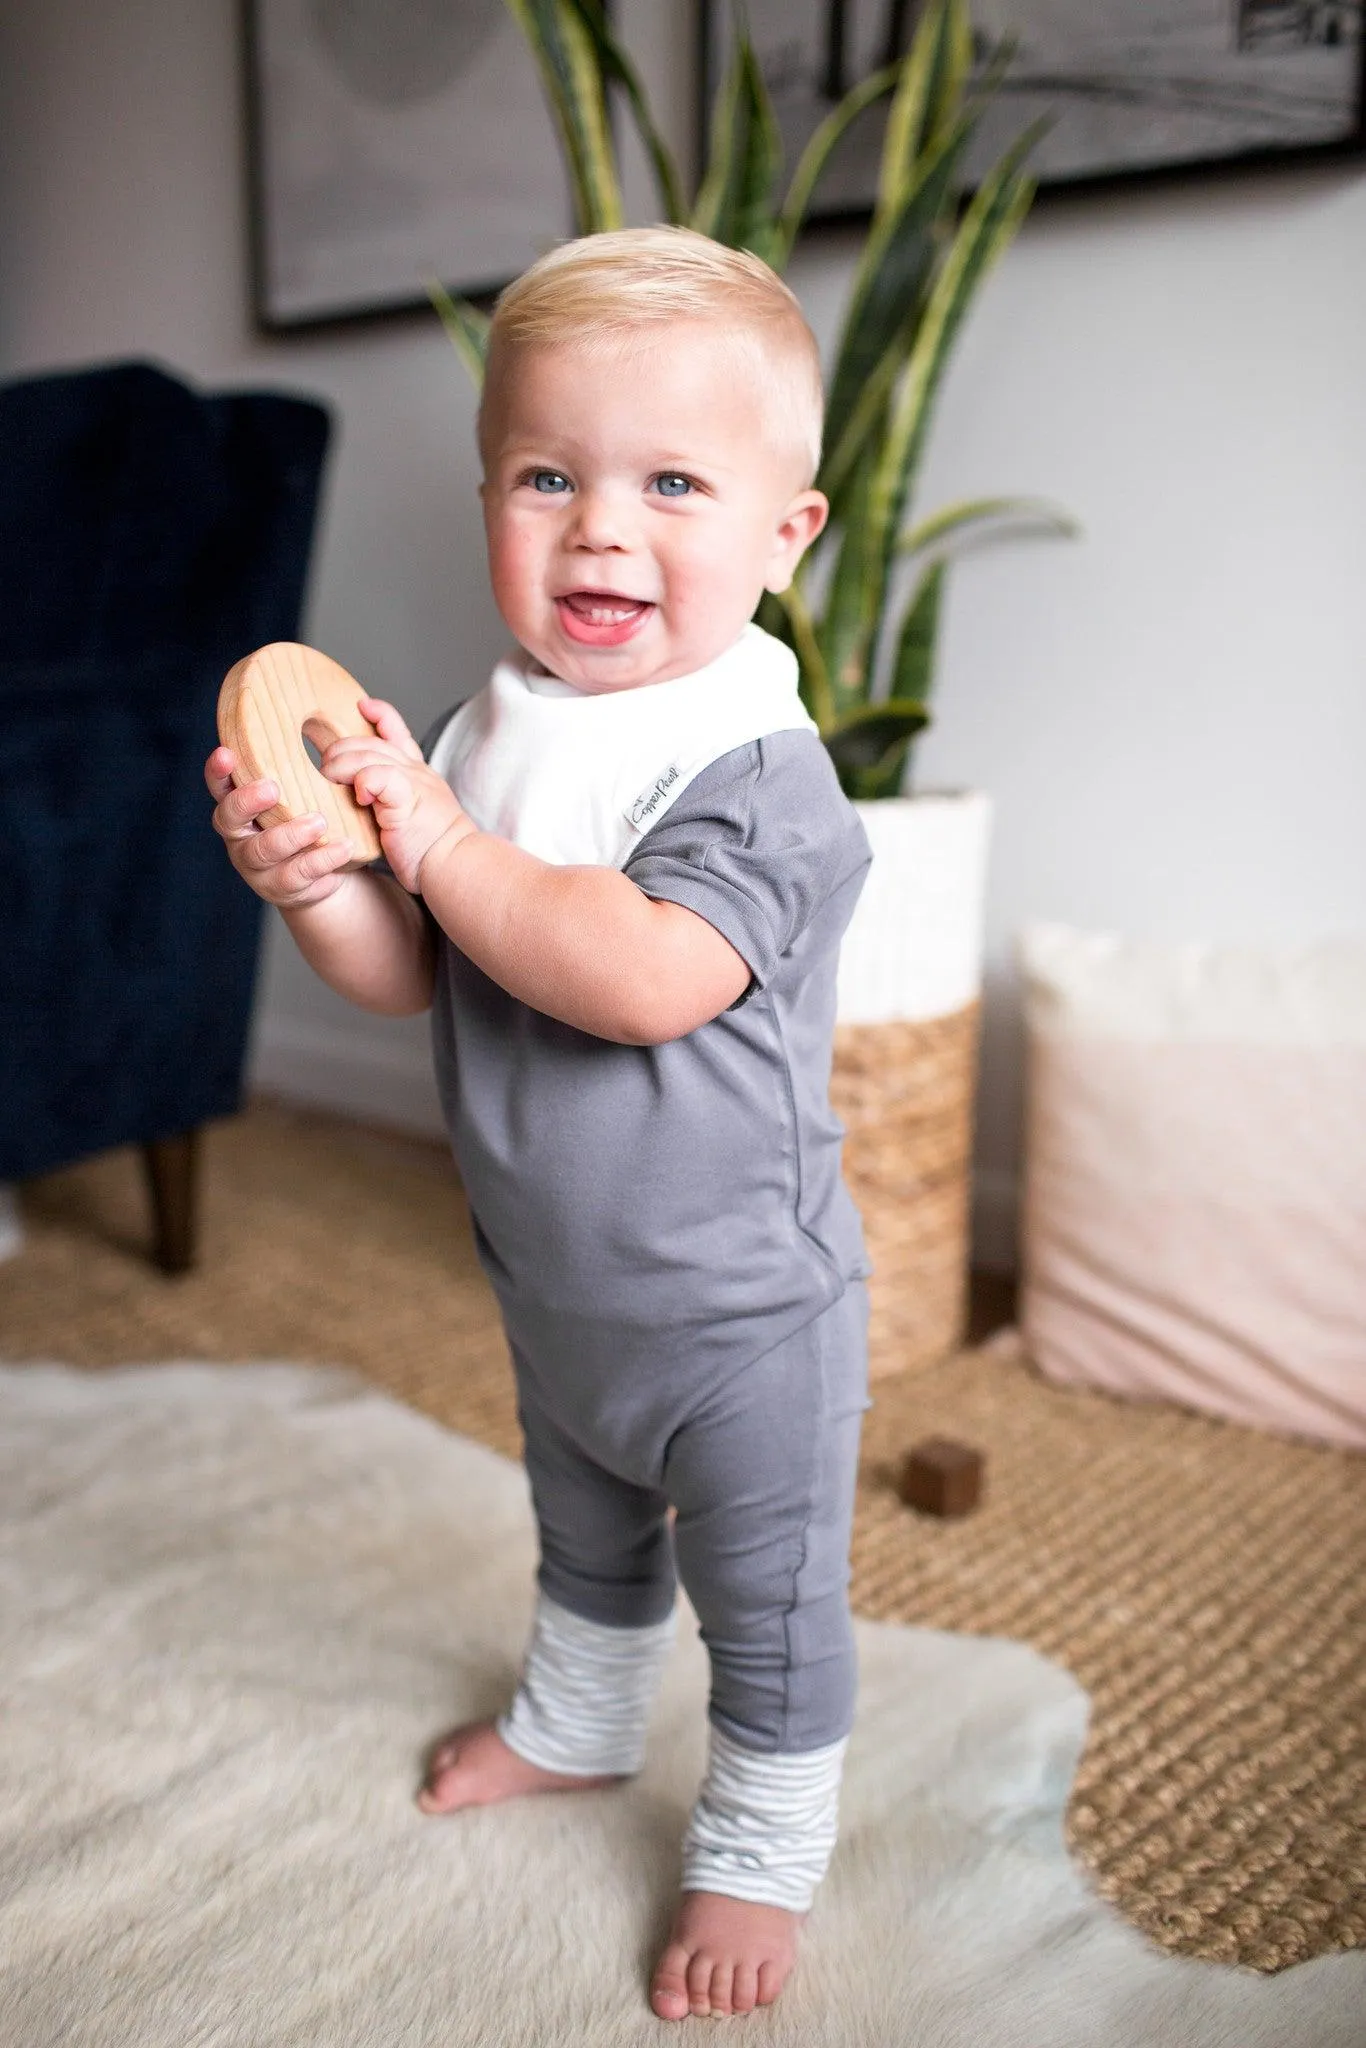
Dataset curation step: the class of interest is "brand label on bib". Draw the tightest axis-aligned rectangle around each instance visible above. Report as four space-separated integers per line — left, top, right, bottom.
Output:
626 762 682 833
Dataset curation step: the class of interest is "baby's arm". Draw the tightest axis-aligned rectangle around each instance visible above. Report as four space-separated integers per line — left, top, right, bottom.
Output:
422 835 750 1043
205 747 434 1016
323 703 750 1045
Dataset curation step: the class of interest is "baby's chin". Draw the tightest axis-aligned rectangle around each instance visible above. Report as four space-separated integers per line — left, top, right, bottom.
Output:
523 619 755 694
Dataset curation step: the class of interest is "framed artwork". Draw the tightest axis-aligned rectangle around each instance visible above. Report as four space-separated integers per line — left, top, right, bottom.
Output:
246 0 575 329
701 1 1366 219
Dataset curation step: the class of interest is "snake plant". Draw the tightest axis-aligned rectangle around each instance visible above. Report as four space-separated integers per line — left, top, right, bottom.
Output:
432 0 1075 799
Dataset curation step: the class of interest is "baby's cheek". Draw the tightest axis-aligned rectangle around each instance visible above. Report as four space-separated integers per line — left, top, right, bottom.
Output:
668 539 752 616
487 520 541 600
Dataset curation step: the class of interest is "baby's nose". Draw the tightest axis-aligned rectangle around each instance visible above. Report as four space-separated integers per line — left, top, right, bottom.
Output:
570 488 632 550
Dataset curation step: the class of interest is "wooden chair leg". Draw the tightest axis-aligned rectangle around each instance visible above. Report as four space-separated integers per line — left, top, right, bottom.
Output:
141 1129 200 1274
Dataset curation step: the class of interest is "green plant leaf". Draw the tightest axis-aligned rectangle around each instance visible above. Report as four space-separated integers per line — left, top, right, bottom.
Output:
876 0 973 222
843 123 1046 690
888 560 945 707
425 277 490 390
959 30 1020 131
889 143 1042 506
563 0 686 224
817 117 1002 703
823 700 930 800
815 441 887 717
753 589 792 649
503 0 623 232
691 35 784 263
772 63 900 267
762 579 836 733
898 494 1080 556
820 115 974 507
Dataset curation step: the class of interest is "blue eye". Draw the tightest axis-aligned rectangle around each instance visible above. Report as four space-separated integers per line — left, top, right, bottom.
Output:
654 473 692 498
531 470 570 494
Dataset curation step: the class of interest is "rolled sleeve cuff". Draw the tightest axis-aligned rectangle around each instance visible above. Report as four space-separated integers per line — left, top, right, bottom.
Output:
629 857 780 1005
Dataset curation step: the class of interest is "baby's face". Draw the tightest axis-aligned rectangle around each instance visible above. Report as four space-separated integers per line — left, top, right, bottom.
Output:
479 324 826 692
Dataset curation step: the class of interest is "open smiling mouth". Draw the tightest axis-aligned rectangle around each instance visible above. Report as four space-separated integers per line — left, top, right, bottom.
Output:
555 590 655 646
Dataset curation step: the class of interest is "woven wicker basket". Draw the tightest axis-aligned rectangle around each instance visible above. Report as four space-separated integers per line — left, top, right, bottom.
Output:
831 1000 981 1379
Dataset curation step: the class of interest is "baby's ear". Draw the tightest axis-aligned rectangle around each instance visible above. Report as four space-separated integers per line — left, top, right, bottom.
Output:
764 490 829 593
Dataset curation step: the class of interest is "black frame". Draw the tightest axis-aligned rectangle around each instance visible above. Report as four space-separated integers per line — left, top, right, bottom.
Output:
243 0 579 334
699 1 1366 226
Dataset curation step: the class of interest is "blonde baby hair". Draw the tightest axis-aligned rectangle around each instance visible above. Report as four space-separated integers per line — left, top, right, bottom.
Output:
482 226 825 485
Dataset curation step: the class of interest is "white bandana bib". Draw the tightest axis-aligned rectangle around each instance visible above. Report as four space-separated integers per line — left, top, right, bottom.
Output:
429 623 817 869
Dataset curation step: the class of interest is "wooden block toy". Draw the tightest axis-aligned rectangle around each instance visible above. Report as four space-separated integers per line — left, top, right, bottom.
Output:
217 642 384 866
898 1436 984 1518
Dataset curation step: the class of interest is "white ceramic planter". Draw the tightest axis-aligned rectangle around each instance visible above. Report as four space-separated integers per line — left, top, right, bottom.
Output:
837 790 992 1025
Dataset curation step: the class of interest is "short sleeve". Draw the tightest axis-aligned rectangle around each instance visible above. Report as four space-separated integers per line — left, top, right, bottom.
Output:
624 730 871 997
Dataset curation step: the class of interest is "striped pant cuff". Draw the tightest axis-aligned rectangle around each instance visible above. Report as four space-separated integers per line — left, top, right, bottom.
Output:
680 1725 849 1913
497 1591 677 1777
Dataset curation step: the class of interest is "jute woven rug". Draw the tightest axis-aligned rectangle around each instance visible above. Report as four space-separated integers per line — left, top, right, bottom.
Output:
1 1101 1362 1975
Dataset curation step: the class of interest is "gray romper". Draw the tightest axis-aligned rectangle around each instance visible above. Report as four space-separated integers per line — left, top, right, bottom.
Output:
429 726 873 1756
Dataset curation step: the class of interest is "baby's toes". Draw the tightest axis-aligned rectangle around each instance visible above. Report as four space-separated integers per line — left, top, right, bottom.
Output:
417 1745 460 1798
415 1765 459 1812
708 1960 738 2016
649 1942 692 2022
687 1947 717 2016
731 1960 759 2015
757 1957 785 2007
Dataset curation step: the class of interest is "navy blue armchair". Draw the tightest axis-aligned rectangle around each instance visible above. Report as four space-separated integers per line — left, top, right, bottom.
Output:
0 360 330 1269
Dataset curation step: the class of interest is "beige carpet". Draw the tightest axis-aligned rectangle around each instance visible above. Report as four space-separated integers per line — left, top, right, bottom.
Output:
5 1359 1365 2047
1 1101 1362 1974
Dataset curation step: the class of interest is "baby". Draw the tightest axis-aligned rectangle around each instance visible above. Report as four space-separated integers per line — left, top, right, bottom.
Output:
207 226 872 2022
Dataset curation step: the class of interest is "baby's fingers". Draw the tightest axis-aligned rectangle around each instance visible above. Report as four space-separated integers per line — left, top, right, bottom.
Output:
273 835 356 900
359 695 423 760
251 819 355 904
212 773 281 845
205 745 234 800
353 761 414 819
319 733 408 785
239 809 332 875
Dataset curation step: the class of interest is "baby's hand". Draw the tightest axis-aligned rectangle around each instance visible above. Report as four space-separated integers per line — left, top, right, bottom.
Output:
205 746 357 908
323 696 474 894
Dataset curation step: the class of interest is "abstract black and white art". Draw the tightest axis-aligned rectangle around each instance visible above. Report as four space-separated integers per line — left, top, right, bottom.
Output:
248 0 574 328
702 1 1366 218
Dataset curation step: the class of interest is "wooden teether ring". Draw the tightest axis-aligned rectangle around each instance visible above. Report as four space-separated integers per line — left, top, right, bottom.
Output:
217 642 383 866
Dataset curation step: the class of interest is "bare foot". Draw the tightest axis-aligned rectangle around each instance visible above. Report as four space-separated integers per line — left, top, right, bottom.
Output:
650 1890 802 2021
416 1719 624 1814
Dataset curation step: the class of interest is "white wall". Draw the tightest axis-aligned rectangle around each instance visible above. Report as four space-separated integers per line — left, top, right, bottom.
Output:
4 1 1363 1264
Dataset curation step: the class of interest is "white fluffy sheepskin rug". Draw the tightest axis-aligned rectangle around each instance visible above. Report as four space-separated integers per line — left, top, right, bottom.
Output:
2 1363 1361 2047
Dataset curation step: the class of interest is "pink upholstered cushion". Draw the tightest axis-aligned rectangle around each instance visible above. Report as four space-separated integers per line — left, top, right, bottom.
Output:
1020 927 1366 1452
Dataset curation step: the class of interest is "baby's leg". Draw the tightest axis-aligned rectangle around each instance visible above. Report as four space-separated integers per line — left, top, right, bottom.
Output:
651 1284 869 2021
418 1597 678 1809
420 1353 678 1813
